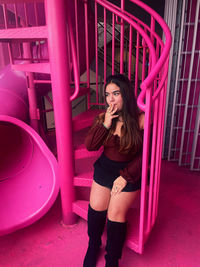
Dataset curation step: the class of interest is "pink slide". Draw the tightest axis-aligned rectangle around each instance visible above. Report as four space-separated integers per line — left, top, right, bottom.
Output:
0 65 59 236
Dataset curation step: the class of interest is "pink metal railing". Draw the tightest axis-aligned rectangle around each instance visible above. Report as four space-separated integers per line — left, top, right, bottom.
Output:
0 1 47 65
65 5 80 101
126 1 172 252
0 1 47 131
75 0 171 253
92 0 157 107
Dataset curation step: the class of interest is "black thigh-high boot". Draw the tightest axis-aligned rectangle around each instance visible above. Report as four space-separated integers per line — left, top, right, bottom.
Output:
83 204 107 267
105 219 127 267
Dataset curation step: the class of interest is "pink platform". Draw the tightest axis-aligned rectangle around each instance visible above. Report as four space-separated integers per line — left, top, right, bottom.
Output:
0 65 59 236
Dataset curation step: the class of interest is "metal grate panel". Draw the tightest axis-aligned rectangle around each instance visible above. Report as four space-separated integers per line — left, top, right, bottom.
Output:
164 0 200 171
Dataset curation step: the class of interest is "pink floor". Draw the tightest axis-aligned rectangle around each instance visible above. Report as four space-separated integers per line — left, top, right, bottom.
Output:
0 160 200 267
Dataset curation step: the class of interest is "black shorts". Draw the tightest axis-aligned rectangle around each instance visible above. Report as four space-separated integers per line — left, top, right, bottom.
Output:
93 153 141 192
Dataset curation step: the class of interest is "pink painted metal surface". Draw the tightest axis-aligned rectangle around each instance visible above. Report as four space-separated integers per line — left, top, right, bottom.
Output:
0 0 171 254
95 1 99 105
0 65 59 235
112 13 115 75
83 0 90 102
22 41 39 131
126 0 172 253
0 115 59 236
0 64 28 121
128 26 132 80
0 0 95 77
94 0 157 101
0 0 96 232
72 0 171 254
104 7 107 84
44 0 76 225
65 6 80 101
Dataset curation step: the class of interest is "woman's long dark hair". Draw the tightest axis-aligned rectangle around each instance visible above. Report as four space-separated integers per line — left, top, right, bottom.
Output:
104 74 142 154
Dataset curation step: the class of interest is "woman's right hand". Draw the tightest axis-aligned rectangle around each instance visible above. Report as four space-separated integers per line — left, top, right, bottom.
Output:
104 104 119 129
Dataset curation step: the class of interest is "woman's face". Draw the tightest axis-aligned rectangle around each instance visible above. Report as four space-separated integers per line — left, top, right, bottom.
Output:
105 83 123 112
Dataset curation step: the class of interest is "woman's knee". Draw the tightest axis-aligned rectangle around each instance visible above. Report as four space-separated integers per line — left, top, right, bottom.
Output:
107 206 126 222
107 191 138 222
90 200 108 211
89 181 110 211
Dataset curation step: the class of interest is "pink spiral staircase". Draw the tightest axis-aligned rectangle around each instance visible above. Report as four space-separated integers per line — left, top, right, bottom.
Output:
0 0 171 254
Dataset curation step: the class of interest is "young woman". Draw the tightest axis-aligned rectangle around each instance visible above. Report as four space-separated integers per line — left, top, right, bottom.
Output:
83 74 144 267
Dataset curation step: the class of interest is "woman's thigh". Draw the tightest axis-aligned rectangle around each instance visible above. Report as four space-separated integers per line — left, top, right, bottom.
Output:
89 180 111 211
107 190 139 222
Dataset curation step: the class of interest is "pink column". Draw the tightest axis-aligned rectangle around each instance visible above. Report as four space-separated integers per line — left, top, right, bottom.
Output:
45 0 76 225
0 44 9 70
23 42 39 132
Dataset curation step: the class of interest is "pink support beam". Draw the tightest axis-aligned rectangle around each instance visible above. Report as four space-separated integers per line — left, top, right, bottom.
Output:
44 0 76 225
23 42 39 132
138 87 153 252
147 98 158 232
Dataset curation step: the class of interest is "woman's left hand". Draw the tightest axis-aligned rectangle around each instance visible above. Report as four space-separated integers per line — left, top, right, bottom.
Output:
111 176 127 196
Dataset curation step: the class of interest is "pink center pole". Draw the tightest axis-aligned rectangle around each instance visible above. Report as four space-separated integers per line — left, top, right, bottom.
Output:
45 0 77 225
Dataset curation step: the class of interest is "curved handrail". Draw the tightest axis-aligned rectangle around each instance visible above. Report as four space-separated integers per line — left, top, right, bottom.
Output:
96 0 157 73
129 0 172 110
152 64 169 102
105 0 164 50
131 0 172 78
66 7 80 101
107 0 172 110
137 61 169 111
97 0 171 111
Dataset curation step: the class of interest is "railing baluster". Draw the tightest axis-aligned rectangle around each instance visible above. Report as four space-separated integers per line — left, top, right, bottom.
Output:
119 16 124 73
13 3 22 60
23 3 28 26
112 13 115 75
2 4 8 29
34 2 38 26
104 7 107 84
95 1 99 104
142 37 146 82
135 28 139 96
2 4 14 64
84 0 90 106
128 25 132 80
14 4 18 27
74 0 80 74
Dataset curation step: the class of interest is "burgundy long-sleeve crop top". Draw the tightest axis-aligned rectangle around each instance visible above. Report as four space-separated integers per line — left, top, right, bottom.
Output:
84 116 143 184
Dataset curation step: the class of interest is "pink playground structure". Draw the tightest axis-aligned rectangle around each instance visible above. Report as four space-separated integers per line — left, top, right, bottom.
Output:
0 0 171 254
0 64 59 236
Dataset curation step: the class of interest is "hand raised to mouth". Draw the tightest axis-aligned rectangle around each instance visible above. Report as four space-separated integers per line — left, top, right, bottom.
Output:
103 104 119 129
